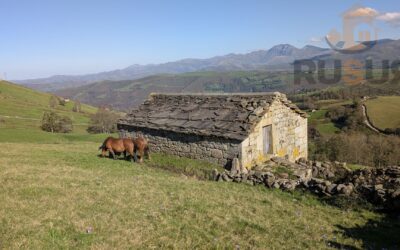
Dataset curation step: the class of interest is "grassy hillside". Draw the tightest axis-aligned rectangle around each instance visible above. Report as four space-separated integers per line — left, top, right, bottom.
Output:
1 80 399 249
365 96 400 130
0 80 97 135
1 141 399 249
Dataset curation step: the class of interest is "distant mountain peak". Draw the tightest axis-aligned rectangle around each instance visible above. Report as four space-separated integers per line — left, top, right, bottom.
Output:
267 44 298 56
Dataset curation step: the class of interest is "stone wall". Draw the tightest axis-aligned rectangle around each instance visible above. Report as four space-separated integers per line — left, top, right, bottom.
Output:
241 100 308 168
118 125 241 167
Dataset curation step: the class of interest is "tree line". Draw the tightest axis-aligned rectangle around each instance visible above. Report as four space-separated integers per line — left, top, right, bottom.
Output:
41 95 120 134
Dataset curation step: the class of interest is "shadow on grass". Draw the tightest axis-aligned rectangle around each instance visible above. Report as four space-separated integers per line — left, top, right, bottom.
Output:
329 213 400 250
96 154 135 162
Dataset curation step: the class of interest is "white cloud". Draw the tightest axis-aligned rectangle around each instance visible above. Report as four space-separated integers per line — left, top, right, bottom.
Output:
310 37 322 43
378 12 400 26
344 7 379 18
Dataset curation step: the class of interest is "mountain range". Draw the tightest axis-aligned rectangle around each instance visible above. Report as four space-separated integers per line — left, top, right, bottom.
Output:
16 44 331 91
14 39 400 110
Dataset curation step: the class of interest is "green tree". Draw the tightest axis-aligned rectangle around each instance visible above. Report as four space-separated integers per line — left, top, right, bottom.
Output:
41 111 73 133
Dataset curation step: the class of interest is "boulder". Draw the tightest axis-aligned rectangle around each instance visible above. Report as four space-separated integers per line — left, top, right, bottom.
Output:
230 158 241 175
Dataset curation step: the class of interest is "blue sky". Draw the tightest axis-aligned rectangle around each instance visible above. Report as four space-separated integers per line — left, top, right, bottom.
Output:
1 0 400 79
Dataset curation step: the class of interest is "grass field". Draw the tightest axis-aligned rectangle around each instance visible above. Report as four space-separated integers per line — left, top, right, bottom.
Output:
308 109 340 135
0 135 399 249
1 81 399 249
365 96 400 130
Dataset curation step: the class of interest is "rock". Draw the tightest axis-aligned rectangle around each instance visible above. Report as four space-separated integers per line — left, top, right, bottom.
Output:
326 170 335 179
305 169 312 181
240 173 248 182
314 161 322 168
221 172 232 182
230 158 241 175
322 162 331 168
336 184 346 193
337 184 353 196
326 184 338 194
297 157 307 164
312 167 319 178
310 178 325 185
210 149 223 159
264 175 275 188
212 169 219 181
391 189 400 199
277 172 289 179
254 106 264 115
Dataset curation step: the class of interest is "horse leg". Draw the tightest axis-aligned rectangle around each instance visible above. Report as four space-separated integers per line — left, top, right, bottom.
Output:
109 148 117 160
145 146 151 161
133 149 139 162
138 149 144 163
127 148 134 163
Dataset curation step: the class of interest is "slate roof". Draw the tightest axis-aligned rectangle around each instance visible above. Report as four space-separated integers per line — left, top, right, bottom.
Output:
118 92 307 141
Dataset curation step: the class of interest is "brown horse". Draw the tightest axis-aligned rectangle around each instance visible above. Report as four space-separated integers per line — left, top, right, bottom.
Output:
99 137 135 162
133 137 151 163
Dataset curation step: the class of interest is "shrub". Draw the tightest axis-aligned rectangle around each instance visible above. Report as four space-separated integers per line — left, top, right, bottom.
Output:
41 111 73 133
311 132 400 167
87 108 120 134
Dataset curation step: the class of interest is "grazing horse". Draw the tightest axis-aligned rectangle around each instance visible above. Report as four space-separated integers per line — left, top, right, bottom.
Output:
99 137 135 162
133 137 151 163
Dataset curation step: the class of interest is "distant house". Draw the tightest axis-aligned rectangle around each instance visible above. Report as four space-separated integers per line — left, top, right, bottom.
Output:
118 92 308 168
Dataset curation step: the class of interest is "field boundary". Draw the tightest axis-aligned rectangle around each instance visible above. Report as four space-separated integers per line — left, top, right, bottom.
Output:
361 104 381 134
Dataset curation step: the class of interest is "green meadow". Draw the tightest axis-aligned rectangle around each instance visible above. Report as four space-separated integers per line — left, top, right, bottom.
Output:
0 80 399 249
365 96 400 130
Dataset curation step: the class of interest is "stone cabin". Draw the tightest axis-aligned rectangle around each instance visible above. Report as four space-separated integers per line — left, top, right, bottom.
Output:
118 92 308 169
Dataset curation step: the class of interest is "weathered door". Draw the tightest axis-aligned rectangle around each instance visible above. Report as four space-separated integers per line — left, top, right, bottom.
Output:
262 125 272 154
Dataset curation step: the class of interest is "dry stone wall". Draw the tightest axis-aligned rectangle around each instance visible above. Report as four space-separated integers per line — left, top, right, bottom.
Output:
118 125 241 167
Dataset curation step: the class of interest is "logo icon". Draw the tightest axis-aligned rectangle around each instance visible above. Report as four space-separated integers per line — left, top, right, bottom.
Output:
325 5 378 54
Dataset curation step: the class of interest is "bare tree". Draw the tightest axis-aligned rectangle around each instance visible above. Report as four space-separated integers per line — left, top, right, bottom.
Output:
49 95 58 108
72 100 82 113
87 108 120 134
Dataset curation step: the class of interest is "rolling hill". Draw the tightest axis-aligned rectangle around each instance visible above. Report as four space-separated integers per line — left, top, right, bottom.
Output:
54 71 307 111
0 80 101 141
55 67 400 111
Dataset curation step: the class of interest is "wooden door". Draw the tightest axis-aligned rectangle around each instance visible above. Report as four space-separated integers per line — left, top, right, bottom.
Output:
263 125 272 154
